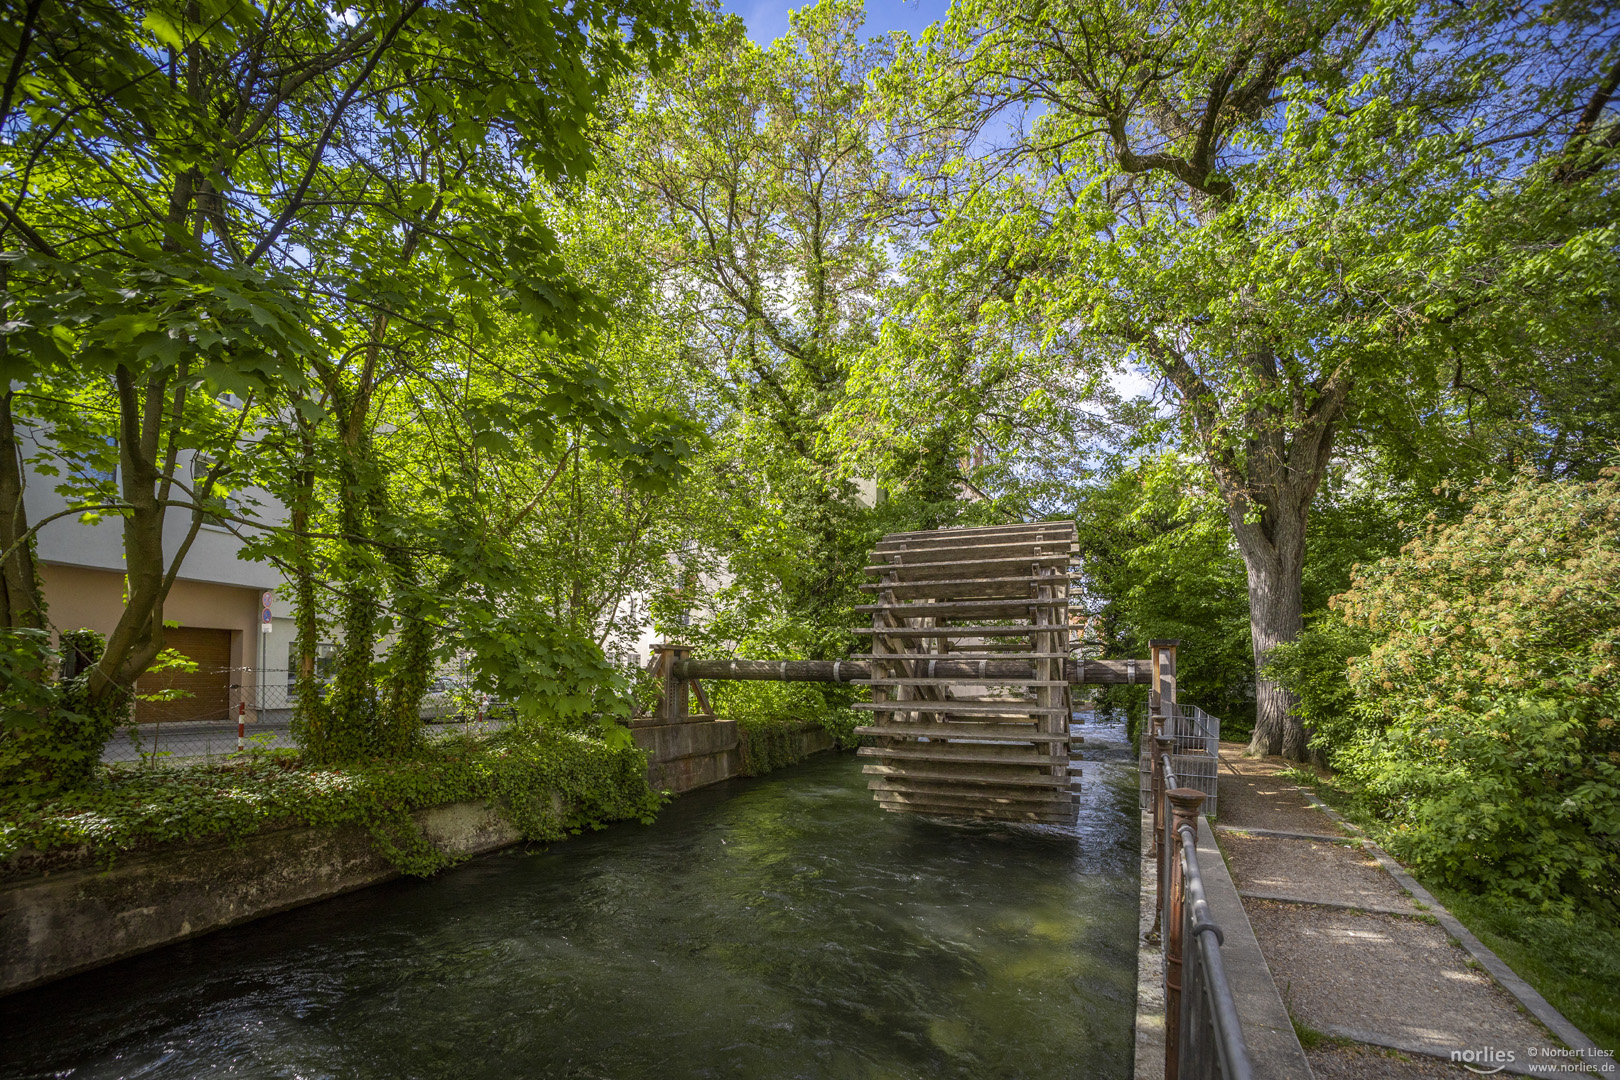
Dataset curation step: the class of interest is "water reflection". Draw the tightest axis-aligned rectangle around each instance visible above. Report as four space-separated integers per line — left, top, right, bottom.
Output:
0 716 1140 1079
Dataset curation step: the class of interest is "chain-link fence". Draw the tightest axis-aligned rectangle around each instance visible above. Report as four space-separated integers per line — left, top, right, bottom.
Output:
103 666 510 765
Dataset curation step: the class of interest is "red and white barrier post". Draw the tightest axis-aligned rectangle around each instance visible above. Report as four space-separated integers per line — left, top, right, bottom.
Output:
237 700 246 753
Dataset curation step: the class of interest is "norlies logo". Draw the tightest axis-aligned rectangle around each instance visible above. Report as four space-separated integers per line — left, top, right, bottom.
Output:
1452 1046 1515 1075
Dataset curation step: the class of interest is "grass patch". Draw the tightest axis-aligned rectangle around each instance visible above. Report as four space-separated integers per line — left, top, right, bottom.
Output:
1279 766 1620 1054
1285 1007 1348 1051
1426 883 1620 1054
1290 1014 1328 1050
0 727 662 876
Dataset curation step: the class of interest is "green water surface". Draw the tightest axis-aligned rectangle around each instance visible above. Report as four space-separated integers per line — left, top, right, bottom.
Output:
0 721 1140 1079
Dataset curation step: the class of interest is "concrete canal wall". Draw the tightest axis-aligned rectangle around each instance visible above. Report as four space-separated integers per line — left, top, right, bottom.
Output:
1 722 836 996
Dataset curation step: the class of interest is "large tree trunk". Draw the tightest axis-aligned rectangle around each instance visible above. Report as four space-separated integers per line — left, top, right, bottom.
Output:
1153 340 1349 763
1226 492 1310 759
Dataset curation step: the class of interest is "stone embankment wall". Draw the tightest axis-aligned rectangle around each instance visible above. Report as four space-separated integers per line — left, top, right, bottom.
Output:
1 800 523 996
1 721 836 996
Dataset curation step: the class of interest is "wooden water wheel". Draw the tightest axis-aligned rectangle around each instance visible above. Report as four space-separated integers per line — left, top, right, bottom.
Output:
851 520 1079 825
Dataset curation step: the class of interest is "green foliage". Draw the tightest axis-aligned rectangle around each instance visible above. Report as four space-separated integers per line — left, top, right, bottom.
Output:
0 630 127 798
0 728 661 877
689 589 862 777
611 2 981 660
1075 457 1259 730
718 680 860 777
1315 471 1620 908
1264 621 1377 755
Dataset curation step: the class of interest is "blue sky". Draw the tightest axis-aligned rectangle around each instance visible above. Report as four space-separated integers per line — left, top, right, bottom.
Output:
717 0 952 45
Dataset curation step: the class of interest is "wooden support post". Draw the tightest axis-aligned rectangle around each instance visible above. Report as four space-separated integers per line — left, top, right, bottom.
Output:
689 675 714 720
652 642 693 723
1151 638 1179 735
1164 786 1207 1080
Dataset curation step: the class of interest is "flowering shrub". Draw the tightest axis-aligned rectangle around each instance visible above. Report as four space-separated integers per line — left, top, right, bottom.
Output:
1321 470 1620 908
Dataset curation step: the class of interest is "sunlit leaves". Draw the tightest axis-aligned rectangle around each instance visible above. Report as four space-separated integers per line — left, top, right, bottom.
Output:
1318 471 1620 907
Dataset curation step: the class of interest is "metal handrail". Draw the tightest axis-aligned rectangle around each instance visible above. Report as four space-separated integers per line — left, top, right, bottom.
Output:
1178 823 1255 1080
1155 742 1254 1080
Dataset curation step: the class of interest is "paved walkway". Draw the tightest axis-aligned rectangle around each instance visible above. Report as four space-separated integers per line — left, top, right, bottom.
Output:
1215 743 1603 1079
102 717 509 763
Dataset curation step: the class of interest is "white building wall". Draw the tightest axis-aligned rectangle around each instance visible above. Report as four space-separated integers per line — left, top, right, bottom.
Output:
22 439 287 592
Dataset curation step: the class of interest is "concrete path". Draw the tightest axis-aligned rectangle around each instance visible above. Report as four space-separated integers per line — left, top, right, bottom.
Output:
1215 743 1601 1079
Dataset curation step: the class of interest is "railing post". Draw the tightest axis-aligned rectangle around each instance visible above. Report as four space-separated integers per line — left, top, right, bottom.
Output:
1164 786 1207 1080
1151 732 1172 860
1151 734 1174 940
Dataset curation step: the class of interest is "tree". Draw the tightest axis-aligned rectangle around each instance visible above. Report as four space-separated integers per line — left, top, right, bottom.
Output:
862 0 1620 758
0 0 697 773
611 1 913 643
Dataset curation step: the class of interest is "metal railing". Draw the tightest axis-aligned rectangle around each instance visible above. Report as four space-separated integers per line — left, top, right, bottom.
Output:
1152 745 1253 1080
1140 701 1220 816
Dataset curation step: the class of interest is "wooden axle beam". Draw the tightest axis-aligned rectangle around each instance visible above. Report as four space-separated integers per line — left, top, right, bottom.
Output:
669 657 1150 685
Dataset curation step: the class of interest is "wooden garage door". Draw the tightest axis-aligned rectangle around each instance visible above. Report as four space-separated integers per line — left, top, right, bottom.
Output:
135 627 232 724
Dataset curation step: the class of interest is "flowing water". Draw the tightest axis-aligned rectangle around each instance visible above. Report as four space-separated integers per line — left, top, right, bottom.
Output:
1 717 1141 1080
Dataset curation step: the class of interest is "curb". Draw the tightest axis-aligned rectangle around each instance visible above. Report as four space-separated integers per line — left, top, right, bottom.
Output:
1235 890 1429 920
1289 784 1607 1065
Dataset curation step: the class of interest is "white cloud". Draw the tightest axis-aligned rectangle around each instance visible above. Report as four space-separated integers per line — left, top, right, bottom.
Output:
1109 364 1157 402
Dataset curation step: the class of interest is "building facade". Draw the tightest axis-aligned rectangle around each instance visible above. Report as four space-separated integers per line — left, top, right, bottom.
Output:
24 444 297 725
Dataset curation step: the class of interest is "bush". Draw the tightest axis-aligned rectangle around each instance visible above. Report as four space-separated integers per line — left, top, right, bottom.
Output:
713 680 859 776
1318 470 1620 909
1264 619 1376 757
0 629 128 799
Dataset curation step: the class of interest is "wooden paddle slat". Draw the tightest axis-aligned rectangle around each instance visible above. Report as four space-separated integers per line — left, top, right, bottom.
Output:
855 678 1071 687
867 778 1074 806
860 763 1072 787
857 521 1080 826
854 701 1070 716
854 722 1068 742
869 785 1075 810
863 554 1075 578
858 576 1070 601
856 598 1070 620
857 744 1071 768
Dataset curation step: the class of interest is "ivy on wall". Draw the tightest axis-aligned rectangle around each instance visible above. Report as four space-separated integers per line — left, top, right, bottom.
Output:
1 729 662 877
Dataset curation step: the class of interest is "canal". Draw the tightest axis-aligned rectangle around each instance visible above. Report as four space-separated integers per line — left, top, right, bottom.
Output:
0 717 1141 1079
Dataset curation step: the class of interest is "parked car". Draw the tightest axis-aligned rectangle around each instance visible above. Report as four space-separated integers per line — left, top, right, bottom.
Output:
418 677 473 723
